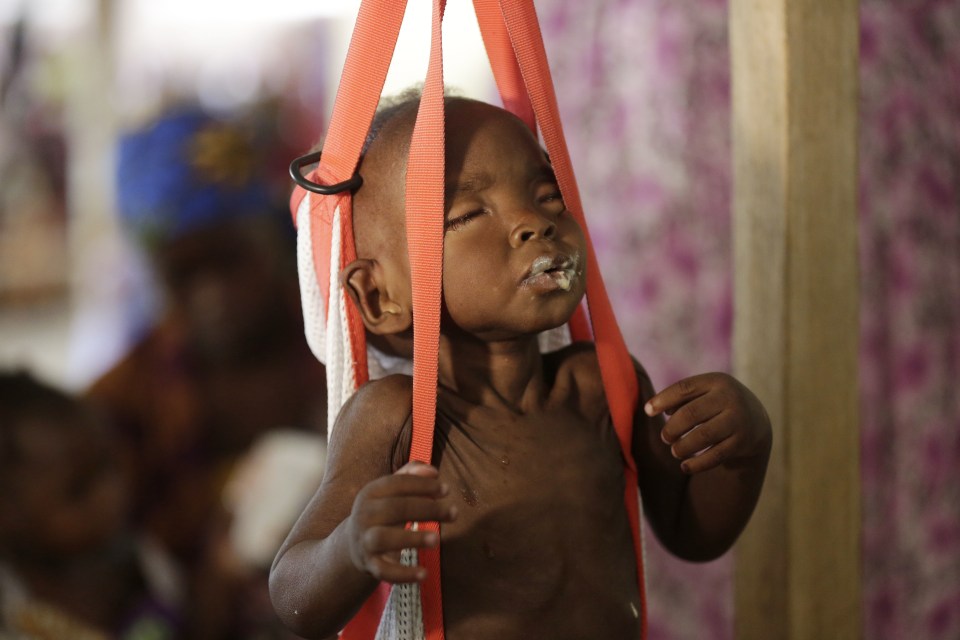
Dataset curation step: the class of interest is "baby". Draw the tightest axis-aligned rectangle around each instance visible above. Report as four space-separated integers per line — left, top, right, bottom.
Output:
269 96 772 640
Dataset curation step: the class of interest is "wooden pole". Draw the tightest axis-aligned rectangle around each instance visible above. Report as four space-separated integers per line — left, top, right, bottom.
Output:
730 0 861 638
63 0 125 387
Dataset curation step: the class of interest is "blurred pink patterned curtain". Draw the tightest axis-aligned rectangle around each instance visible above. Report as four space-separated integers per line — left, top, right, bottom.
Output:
859 2 960 638
538 0 960 638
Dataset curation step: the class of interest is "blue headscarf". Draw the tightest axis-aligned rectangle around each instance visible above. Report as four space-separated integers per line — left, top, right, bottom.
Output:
116 108 280 246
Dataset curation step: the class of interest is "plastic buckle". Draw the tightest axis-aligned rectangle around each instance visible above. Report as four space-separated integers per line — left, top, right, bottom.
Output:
289 151 364 195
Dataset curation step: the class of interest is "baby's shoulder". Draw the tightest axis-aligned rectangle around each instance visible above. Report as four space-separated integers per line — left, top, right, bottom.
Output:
329 374 413 465
544 342 654 407
545 341 602 379
341 374 413 421
544 343 607 416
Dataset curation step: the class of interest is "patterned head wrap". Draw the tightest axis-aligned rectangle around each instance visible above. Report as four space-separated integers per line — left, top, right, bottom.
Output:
116 108 283 246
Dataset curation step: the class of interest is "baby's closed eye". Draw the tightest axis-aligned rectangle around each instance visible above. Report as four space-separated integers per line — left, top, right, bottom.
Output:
445 208 488 231
539 191 563 204
536 186 566 212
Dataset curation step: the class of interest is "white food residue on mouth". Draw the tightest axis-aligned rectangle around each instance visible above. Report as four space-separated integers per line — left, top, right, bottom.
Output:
526 252 581 291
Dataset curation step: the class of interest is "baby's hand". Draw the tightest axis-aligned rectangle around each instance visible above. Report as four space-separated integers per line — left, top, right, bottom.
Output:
644 373 771 475
347 461 457 583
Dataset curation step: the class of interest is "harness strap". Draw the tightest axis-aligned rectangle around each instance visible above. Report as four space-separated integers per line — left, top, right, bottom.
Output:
497 1 640 472
290 0 408 220
294 0 645 637
318 2 408 182
472 0 536 133
406 1 645 636
494 0 647 632
471 0 593 341
290 3 410 637
404 0 448 638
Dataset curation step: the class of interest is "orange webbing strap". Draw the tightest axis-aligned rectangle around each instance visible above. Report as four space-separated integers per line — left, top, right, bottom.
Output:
293 0 413 400
472 0 592 342
496 0 647 635
295 0 641 635
472 0 535 133
317 1 408 182
286 1 410 637
404 0 447 638
290 0 408 217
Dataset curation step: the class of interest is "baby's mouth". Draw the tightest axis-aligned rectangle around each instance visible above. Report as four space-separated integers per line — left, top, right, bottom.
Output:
522 253 580 291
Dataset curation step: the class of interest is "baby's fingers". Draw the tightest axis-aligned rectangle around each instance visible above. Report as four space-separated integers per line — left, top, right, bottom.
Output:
366 473 447 501
676 438 738 475
357 495 458 528
360 527 439 583
668 417 734 464
362 525 439 556
396 461 440 478
365 554 429 584
645 374 715 417
659 393 727 446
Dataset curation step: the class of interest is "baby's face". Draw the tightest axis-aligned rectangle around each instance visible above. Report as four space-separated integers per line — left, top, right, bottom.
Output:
438 103 587 339
352 100 587 344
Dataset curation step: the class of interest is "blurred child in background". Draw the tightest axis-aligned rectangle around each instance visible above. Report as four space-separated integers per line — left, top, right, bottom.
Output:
0 370 181 639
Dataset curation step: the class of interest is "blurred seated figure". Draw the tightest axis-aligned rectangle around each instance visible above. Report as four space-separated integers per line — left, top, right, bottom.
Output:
0 370 182 639
85 106 327 638
217 429 327 638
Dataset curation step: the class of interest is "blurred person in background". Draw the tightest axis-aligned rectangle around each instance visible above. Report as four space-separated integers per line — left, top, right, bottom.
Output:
85 106 326 638
0 370 182 639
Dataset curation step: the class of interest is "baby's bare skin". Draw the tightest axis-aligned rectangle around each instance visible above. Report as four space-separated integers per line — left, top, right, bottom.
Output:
269 98 772 639
274 346 645 640
403 353 642 639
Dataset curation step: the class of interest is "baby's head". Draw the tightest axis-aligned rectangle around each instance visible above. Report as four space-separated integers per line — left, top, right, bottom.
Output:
341 94 587 349
0 372 129 564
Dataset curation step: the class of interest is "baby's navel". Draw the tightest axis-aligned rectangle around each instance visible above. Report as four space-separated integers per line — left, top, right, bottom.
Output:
500 455 510 466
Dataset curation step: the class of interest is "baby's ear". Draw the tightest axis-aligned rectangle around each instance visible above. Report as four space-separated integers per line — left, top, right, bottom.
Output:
340 259 411 335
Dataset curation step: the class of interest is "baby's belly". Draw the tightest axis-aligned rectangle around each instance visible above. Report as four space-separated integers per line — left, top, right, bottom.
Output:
433 412 642 639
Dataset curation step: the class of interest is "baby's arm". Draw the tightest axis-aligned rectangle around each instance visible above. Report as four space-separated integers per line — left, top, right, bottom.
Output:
269 375 457 639
633 366 772 562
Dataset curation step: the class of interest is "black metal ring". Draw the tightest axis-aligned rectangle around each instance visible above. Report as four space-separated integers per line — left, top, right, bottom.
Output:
289 150 363 195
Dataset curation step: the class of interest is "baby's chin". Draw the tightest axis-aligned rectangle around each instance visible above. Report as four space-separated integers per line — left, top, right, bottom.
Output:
533 285 587 329
449 308 583 343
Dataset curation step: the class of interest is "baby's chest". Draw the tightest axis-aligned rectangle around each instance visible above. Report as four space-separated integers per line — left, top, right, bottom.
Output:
432 409 639 627
435 408 627 562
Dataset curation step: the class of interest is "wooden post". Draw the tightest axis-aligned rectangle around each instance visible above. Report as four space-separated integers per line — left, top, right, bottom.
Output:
730 1 861 638
63 0 126 387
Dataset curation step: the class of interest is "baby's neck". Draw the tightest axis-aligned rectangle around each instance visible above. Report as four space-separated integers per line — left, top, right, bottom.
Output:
438 334 545 412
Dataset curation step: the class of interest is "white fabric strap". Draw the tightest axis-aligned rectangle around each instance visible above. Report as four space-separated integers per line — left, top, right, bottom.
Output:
296 194 327 366
374 548 424 640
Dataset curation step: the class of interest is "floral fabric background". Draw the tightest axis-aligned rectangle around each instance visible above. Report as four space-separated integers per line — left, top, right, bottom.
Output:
858 2 960 637
538 0 960 638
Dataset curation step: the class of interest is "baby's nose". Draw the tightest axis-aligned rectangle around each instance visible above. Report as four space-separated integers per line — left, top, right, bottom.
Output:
509 210 557 246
